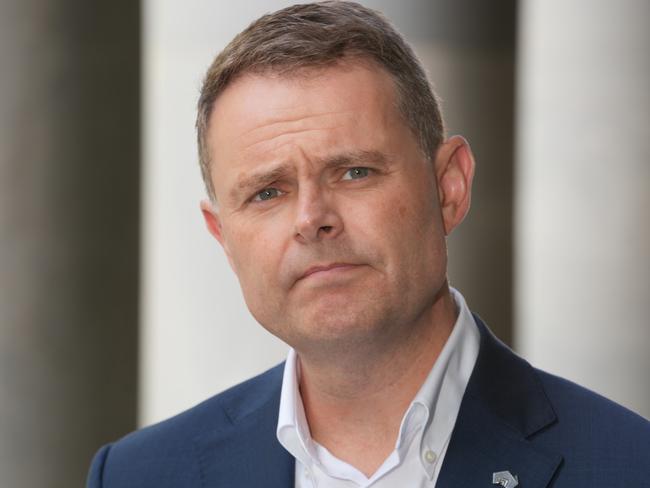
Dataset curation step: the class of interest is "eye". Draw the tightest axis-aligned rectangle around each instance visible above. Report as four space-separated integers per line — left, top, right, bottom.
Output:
342 167 370 180
252 188 282 202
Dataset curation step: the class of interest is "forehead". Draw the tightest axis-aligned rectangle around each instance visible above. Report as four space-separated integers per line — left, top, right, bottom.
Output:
206 62 408 197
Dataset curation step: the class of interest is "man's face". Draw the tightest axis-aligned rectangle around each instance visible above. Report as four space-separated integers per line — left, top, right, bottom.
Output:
203 62 452 356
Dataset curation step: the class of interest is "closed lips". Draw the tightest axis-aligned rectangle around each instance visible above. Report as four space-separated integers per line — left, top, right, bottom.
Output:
300 263 358 279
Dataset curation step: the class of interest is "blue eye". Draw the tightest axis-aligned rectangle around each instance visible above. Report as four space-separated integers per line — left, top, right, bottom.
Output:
343 167 370 180
253 188 280 202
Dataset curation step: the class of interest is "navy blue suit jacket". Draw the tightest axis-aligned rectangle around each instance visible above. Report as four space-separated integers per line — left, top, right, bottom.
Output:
88 317 650 487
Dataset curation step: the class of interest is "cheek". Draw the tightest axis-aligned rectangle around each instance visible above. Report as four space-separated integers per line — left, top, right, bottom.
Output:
224 222 282 292
386 184 445 261
385 184 432 229
227 230 287 327
346 191 415 265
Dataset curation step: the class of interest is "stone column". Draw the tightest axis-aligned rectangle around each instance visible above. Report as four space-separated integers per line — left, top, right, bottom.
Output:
0 2 140 487
516 0 650 417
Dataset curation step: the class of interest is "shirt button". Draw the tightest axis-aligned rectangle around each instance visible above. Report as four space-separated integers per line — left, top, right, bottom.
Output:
303 470 315 487
423 449 437 464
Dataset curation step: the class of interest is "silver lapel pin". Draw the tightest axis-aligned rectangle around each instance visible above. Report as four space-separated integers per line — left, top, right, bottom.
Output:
492 470 519 487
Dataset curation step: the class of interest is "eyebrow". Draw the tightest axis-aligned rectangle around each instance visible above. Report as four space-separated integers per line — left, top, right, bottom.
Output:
230 149 390 202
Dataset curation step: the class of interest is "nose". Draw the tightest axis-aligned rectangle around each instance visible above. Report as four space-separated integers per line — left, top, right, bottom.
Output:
294 186 343 243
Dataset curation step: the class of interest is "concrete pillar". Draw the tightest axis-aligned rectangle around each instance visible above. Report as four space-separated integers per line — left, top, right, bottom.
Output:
140 0 295 427
516 0 650 418
0 2 140 487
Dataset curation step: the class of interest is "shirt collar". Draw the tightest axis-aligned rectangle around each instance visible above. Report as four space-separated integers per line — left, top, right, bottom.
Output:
277 347 317 469
407 287 480 478
276 287 480 483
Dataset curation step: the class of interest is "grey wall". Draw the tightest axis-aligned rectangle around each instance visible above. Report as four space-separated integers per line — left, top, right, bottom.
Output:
0 2 140 487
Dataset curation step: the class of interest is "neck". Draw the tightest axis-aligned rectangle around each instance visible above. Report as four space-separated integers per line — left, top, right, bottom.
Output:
297 284 457 476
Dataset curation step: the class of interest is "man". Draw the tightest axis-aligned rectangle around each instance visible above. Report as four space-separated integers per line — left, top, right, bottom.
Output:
88 2 649 487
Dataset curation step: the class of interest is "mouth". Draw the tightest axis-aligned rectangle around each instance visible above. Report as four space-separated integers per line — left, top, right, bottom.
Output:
298 263 362 282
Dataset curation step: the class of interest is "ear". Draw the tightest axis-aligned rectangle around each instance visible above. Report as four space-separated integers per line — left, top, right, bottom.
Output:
434 135 475 235
200 199 235 269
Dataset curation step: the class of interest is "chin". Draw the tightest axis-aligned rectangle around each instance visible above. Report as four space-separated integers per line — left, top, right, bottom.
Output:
292 304 391 350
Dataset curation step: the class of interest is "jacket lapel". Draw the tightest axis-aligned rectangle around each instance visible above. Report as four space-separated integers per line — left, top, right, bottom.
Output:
193 364 295 488
436 316 563 488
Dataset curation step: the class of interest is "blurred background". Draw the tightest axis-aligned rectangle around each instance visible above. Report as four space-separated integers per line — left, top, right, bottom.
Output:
1 0 648 486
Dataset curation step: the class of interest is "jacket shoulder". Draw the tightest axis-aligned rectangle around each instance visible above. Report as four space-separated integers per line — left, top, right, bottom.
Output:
467 316 650 485
531 368 650 484
87 363 285 488
535 368 650 439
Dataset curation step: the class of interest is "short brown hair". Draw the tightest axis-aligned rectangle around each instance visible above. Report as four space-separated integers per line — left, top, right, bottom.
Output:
196 1 444 201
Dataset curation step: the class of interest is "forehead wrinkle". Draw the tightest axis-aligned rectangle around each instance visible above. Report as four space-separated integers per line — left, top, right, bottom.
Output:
237 109 357 151
241 126 344 153
238 109 355 139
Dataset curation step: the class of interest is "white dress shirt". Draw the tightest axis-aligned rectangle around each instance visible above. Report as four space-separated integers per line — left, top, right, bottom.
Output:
276 288 480 487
